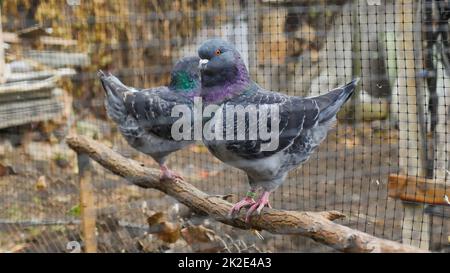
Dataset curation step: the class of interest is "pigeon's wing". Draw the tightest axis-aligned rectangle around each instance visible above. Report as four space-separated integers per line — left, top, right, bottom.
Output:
214 89 321 160
100 71 138 125
123 87 192 140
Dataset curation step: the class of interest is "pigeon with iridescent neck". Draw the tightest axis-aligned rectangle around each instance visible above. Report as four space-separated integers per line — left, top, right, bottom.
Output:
198 39 358 222
99 56 201 180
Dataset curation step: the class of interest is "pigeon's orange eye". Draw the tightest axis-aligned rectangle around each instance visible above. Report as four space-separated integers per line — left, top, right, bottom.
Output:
215 49 221 56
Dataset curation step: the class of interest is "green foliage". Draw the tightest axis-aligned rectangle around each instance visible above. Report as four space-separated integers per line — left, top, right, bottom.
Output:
67 204 81 217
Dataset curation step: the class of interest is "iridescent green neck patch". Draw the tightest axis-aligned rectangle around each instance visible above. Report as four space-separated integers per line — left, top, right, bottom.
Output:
170 72 198 92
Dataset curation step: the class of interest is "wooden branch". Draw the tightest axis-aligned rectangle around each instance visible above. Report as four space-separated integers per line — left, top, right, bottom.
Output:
66 134 427 253
388 174 450 206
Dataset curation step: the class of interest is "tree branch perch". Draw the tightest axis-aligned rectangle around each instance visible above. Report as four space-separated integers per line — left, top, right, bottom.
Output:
66 134 427 253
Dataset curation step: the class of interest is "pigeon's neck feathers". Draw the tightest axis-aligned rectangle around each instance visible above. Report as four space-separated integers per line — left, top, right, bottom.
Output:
201 60 252 104
169 71 200 98
201 79 254 105
170 71 196 90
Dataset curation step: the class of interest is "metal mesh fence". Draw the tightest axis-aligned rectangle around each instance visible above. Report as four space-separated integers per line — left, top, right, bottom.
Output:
0 0 449 253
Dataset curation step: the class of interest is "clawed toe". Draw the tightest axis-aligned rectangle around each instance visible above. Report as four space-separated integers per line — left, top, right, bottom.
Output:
229 197 256 217
159 165 183 181
244 191 271 223
245 203 266 222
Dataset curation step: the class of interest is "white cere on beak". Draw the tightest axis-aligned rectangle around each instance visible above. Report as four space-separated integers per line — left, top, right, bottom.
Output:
199 59 209 69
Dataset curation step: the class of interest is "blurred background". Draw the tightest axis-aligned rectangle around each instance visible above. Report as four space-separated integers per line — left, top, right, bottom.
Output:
0 0 449 253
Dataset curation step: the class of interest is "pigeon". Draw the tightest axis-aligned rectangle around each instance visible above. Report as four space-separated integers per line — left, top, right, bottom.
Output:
99 56 201 180
197 39 358 221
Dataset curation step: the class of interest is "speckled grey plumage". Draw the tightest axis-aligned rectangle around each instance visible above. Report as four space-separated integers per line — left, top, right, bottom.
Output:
99 56 201 166
198 39 358 192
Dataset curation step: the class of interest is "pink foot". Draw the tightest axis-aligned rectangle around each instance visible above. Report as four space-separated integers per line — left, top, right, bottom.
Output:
159 165 183 181
245 191 272 223
229 197 256 217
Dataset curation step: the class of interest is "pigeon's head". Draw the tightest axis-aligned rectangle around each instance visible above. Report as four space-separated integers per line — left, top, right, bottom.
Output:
169 56 201 96
198 39 249 88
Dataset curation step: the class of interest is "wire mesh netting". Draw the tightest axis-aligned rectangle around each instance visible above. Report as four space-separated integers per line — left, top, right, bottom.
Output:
0 0 449 253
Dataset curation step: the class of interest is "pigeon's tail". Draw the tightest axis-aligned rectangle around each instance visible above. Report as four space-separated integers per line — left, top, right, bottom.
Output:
98 70 131 124
315 78 359 124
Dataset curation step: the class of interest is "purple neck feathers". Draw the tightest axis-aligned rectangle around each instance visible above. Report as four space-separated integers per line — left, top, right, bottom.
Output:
202 61 250 104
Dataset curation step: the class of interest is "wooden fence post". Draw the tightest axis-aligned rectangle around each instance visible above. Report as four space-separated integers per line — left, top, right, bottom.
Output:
394 0 430 250
0 7 6 84
77 153 97 253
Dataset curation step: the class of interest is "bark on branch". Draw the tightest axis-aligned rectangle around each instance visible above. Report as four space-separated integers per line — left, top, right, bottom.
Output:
66 134 427 253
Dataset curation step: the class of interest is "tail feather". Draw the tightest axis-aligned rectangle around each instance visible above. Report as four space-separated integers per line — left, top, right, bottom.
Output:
316 78 359 123
98 70 131 124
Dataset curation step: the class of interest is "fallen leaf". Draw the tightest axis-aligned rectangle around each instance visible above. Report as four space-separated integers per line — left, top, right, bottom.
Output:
157 221 181 243
48 134 59 144
54 157 70 168
181 225 223 252
181 225 216 245
147 212 166 226
35 175 47 191
199 170 210 179
147 212 181 243
0 163 16 176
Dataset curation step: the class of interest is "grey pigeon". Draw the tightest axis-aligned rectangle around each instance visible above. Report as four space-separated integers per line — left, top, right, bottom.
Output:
197 39 358 221
99 56 201 180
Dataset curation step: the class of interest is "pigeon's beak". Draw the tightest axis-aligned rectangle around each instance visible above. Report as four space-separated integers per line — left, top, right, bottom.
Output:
199 59 209 70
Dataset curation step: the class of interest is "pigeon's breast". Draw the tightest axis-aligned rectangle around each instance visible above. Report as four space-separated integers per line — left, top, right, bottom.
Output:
119 116 192 161
125 131 190 157
206 141 287 180
207 122 334 180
